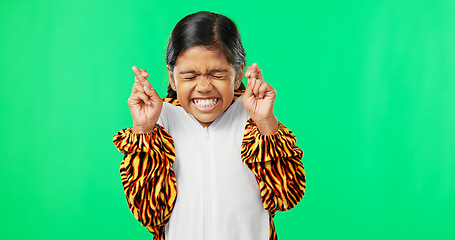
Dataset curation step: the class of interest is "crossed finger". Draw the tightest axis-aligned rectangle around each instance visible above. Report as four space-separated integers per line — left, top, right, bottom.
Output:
132 66 153 89
132 66 156 95
130 66 156 105
245 63 266 99
245 63 263 81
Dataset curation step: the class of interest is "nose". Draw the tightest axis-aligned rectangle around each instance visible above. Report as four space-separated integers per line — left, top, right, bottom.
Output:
195 76 213 93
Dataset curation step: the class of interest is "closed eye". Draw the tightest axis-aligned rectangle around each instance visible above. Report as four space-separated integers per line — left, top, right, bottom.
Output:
184 76 197 80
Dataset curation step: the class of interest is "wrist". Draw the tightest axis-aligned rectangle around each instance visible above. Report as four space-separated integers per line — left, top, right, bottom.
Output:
253 116 278 135
132 124 155 133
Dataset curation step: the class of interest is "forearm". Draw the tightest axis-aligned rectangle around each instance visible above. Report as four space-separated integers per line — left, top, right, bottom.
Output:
120 152 176 227
248 155 305 212
113 125 177 227
241 120 305 212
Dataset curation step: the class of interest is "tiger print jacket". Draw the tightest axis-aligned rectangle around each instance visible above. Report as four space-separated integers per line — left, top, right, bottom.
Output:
113 91 306 240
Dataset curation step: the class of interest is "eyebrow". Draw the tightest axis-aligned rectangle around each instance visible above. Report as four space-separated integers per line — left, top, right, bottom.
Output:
179 70 197 74
179 69 228 74
210 69 228 73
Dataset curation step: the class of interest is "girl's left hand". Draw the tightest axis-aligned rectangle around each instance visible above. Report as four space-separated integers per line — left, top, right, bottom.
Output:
242 63 278 135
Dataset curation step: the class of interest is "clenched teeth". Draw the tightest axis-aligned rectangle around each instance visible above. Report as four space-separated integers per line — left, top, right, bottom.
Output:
193 98 219 108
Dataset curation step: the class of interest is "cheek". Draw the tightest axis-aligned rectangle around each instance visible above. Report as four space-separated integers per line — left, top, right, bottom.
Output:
175 81 195 102
220 82 235 103
216 80 234 94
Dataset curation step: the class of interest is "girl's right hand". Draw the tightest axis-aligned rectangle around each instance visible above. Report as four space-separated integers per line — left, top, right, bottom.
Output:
128 66 163 133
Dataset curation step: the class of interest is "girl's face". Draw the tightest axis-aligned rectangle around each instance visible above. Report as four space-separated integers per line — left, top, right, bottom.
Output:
168 46 243 127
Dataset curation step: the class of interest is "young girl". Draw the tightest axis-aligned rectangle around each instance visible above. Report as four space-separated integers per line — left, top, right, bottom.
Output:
113 11 305 240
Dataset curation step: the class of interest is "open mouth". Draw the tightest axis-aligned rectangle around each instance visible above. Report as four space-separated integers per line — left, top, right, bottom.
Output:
191 98 220 111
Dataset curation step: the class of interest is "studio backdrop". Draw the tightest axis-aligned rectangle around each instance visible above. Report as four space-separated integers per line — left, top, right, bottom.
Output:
1 0 454 239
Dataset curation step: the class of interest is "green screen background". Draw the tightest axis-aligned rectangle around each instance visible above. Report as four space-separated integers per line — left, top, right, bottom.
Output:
1 0 454 239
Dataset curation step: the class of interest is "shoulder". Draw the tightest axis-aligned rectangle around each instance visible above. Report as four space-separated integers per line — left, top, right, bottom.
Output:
163 98 180 106
233 89 245 102
158 98 186 130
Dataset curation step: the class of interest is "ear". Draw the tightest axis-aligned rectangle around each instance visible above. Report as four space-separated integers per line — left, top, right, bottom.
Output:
234 63 245 90
167 65 177 90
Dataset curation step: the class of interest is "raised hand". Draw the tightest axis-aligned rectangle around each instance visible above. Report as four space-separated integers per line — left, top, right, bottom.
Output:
128 66 163 133
242 63 278 135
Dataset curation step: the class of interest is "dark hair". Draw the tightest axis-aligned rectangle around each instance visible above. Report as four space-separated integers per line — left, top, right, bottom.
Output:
166 11 246 99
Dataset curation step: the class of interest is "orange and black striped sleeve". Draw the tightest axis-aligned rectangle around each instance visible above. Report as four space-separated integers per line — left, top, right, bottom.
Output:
241 119 306 213
113 124 177 240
